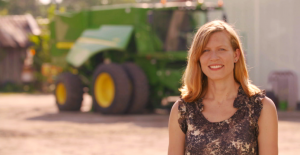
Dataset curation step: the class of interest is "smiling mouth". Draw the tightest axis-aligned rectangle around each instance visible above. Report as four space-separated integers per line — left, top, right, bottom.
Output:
209 65 224 70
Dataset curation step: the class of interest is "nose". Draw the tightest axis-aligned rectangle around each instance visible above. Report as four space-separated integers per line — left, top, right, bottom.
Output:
209 50 219 61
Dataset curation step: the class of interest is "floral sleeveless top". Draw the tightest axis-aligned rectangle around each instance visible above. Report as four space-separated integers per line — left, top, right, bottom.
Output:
177 86 265 155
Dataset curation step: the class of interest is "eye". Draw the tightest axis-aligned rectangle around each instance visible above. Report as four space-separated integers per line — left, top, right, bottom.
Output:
219 48 226 51
203 49 209 52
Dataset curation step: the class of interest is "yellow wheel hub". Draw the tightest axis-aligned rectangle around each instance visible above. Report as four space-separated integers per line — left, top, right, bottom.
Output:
94 72 115 108
56 83 67 105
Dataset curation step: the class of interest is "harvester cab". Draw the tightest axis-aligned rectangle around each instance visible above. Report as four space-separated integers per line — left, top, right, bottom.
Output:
50 1 226 114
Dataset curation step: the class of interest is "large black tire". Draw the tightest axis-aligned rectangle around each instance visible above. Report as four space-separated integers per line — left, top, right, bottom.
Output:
92 63 131 114
54 72 84 111
123 62 149 113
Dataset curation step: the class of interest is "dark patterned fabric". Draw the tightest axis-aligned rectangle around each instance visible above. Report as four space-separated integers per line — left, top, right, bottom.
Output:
177 86 265 155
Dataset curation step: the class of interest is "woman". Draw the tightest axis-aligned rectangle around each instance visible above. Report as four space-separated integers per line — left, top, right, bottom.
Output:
168 20 278 155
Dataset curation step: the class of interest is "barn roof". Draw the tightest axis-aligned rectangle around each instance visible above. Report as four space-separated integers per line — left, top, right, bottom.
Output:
0 14 41 48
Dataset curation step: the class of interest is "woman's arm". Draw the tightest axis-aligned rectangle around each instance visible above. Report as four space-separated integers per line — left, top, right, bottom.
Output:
168 101 186 155
258 97 278 155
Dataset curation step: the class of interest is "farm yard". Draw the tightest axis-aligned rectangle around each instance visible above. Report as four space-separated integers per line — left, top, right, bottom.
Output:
0 93 299 155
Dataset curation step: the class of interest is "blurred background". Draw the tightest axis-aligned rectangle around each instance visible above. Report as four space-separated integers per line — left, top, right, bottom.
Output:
0 0 299 154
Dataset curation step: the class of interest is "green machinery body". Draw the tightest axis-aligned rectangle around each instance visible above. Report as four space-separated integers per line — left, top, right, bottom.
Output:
50 2 224 113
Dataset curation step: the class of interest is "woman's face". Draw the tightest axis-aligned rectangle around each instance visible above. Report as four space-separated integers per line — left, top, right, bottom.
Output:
199 31 240 81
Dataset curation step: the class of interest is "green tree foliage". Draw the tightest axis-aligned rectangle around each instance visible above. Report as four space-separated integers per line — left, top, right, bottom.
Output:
4 0 41 16
1 0 143 17
57 0 100 11
0 0 8 15
0 0 8 7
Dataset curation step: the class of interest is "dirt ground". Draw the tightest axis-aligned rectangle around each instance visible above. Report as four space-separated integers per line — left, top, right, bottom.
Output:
0 93 299 155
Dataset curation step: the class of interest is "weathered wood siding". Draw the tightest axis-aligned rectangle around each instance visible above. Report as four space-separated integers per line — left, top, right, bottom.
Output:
0 48 26 85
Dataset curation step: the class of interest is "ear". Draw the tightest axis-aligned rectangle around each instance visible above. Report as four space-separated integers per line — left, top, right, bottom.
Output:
234 49 241 62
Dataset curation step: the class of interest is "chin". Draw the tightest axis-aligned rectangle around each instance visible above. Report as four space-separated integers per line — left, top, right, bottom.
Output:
207 76 226 81
205 73 232 81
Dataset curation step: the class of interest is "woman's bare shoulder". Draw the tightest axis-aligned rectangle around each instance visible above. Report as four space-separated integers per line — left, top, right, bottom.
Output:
258 96 278 126
168 99 186 154
257 97 278 154
261 97 277 112
170 99 183 114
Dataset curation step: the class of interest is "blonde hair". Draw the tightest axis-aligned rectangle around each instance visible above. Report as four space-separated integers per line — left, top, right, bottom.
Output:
179 20 261 102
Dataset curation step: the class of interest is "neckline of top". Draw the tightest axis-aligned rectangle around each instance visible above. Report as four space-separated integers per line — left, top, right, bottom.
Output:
196 85 247 124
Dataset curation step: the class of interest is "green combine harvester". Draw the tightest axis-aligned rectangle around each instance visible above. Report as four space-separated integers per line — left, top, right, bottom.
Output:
50 1 225 114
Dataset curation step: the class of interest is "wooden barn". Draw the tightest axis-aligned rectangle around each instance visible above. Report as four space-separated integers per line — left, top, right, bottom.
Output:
0 14 40 90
